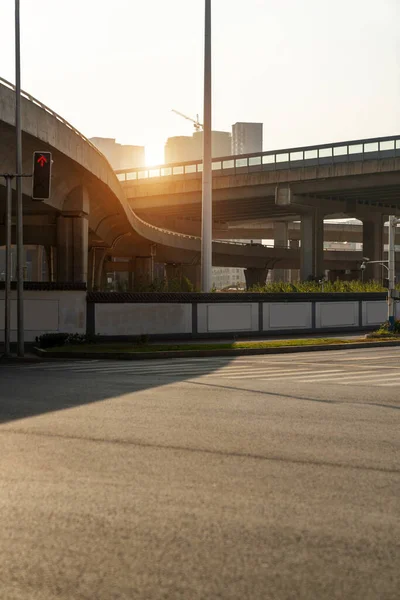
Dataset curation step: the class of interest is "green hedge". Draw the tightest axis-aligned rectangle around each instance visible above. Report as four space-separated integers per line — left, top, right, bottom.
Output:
247 280 398 293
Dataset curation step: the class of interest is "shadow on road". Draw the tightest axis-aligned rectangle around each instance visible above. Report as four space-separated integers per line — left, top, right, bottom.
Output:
0 357 238 424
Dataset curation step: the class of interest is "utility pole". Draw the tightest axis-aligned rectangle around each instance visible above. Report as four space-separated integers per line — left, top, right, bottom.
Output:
388 215 400 330
201 0 212 292
2 176 13 358
15 0 24 356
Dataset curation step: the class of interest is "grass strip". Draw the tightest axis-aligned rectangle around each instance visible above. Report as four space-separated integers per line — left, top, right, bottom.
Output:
45 337 384 354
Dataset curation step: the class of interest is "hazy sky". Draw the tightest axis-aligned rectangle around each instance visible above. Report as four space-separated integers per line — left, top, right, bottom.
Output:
1 0 399 165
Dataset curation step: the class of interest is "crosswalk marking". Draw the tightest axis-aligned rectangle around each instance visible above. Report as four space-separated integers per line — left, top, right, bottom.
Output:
230 369 343 380
333 354 400 361
2 354 399 388
297 370 400 383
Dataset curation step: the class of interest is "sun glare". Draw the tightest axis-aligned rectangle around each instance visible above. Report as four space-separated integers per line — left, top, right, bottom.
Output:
145 144 164 167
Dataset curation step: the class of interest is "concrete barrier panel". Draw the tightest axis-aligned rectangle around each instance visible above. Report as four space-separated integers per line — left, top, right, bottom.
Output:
362 301 387 327
95 303 192 336
197 303 258 333
0 290 86 342
316 301 359 328
263 302 312 330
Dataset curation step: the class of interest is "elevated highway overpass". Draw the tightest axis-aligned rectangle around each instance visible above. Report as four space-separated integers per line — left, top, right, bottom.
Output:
1 76 399 288
118 135 400 281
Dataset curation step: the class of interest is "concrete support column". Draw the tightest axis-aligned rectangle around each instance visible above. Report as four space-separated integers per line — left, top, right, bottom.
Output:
45 246 56 282
57 215 89 283
98 253 109 291
134 256 153 290
300 211 324 281
244 267 268 290
362 216 384 282
31 245 43 281
273 222 289 282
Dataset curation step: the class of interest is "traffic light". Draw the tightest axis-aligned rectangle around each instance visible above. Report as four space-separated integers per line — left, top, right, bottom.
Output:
32 151 52 200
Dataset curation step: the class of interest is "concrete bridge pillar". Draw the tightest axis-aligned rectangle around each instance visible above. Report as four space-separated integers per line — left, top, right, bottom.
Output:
57 215 89 283
362 216 384 283
30 245 44 281
44 246 56 282
57 186 89 283
273 222 289 282
300 211 324 281
244 267 268 290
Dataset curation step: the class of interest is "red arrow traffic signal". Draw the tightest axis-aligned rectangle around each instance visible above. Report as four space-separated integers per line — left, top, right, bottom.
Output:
32 151 52 200
37 154 48 167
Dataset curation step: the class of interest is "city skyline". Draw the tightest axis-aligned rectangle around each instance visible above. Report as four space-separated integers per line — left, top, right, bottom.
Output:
1 0 399 166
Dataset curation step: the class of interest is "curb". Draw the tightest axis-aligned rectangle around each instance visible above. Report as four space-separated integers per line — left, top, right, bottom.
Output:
0 355 42 364
33 339 400 361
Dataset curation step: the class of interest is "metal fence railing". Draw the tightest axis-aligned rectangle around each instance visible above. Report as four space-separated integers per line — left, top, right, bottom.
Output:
115 134 400 183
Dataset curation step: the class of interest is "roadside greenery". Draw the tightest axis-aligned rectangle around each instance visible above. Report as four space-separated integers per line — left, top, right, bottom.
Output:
247 280 398 293
102 277 196 293
101 279 399 294
41 338 366 354
367 319 400 339
36 332 98 349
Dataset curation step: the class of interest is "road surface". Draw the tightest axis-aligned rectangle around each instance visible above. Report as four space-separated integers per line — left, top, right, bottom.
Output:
0 346 399 599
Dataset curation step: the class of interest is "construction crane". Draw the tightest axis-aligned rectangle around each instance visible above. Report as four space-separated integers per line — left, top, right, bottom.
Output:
172 109 203 131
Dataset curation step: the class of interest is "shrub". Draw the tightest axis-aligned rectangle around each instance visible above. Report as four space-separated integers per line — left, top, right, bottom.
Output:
248 280 394 293
376 320 400 335
35 332 70 349
35 332 99 348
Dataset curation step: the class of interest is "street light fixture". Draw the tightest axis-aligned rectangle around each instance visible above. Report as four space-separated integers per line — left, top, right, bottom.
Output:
201 0 212 292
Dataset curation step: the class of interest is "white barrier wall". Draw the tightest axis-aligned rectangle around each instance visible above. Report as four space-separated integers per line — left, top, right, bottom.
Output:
263 302 312 330
95 303 192 336
0 290 86 342
362 301 387 327
197 303 258 333
316 301 359 329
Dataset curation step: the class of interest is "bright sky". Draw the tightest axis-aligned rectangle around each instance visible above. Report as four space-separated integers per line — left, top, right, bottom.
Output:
1 0 399 166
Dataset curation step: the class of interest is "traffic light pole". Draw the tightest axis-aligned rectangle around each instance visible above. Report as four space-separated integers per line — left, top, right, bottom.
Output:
201 0 212 292
2 176 13 358
15 0 24 357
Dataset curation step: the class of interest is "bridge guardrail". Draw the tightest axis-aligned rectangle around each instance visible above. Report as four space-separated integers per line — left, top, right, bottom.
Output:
116 134 400 182
0 76 110 164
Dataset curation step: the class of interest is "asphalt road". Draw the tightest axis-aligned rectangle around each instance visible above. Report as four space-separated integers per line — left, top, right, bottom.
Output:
0 346 399 600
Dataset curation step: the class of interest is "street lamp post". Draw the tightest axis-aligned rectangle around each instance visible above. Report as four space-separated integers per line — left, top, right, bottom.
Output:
15 0 24 356
201 0 212 292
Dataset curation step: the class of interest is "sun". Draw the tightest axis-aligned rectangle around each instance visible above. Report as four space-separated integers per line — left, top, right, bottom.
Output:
145 144 164 167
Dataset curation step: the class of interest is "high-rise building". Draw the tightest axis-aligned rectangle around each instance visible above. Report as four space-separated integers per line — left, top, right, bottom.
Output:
89 137 145 170
164 131 231 163
164 136 199 163
231 122 263 155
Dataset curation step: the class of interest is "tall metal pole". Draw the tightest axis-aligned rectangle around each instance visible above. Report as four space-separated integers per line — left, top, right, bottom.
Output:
4 177 12 357
15 0 24 356
388 215 397 329
201 0 212 292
